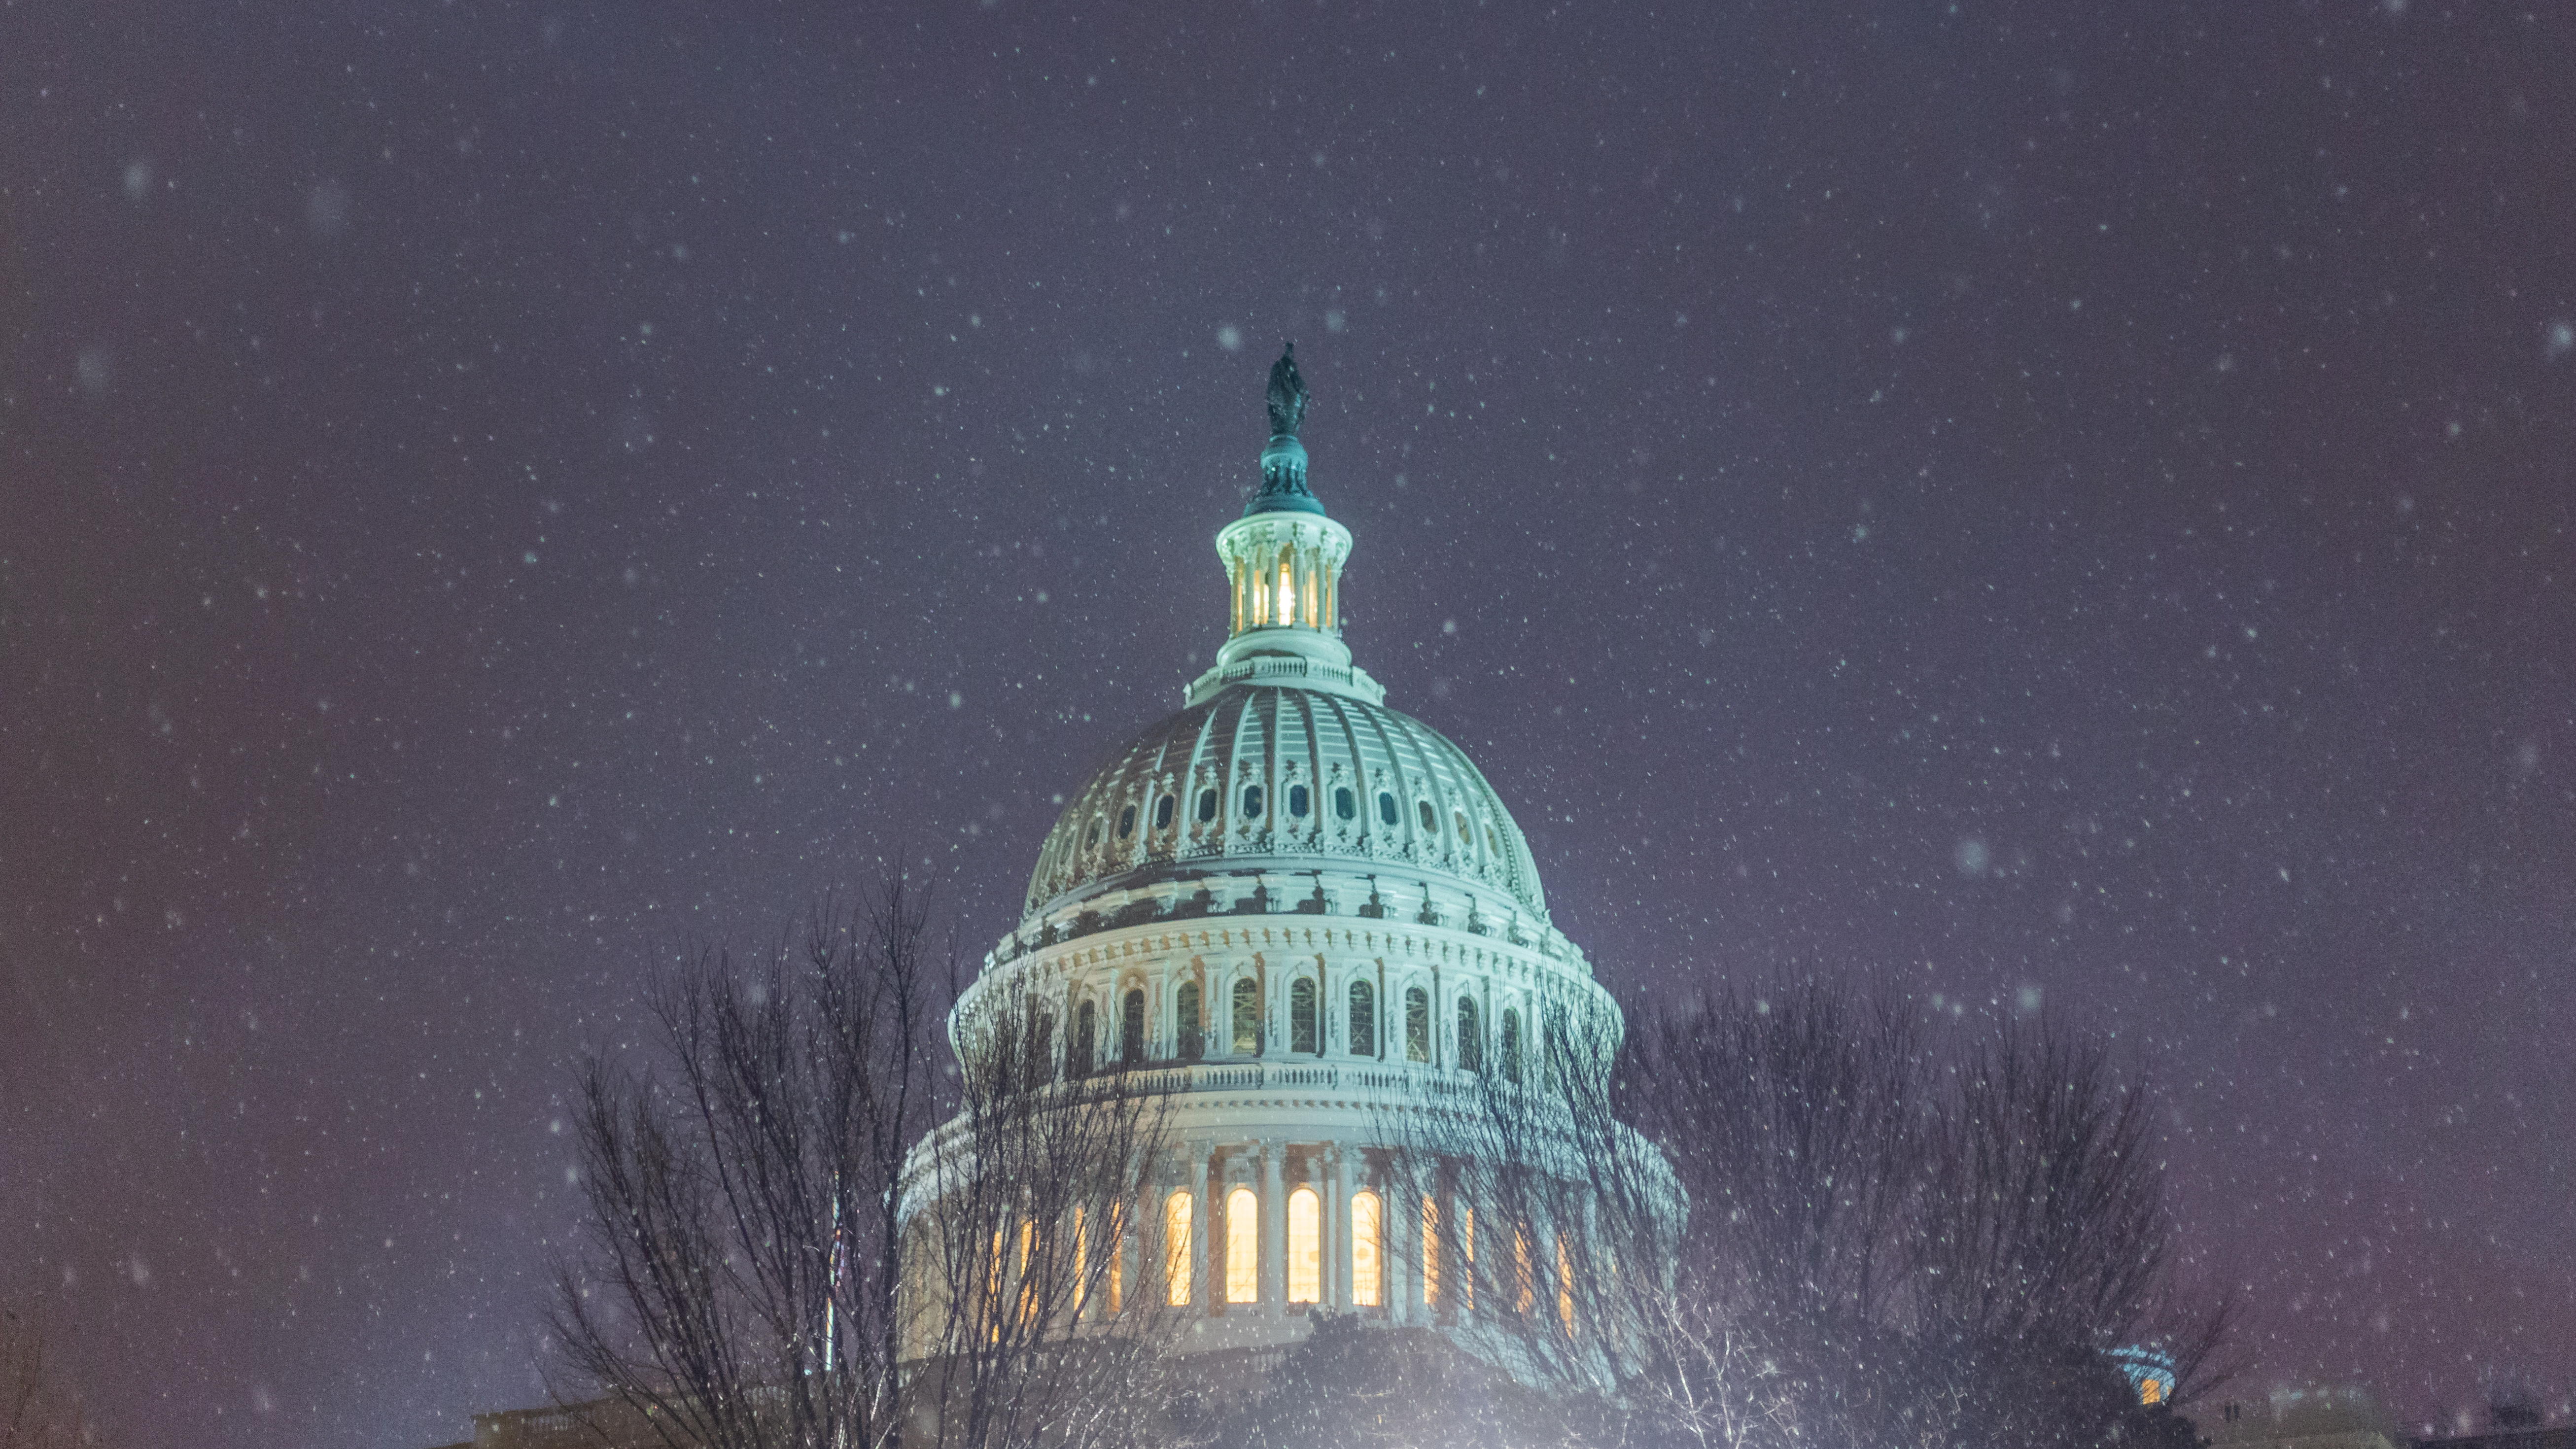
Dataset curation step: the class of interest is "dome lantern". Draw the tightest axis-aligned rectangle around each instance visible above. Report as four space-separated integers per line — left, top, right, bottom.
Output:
1190 344 1383 707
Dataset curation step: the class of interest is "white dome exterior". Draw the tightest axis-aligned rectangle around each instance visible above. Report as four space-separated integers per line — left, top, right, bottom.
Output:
1023 686 1548 926
911 347 1623 1369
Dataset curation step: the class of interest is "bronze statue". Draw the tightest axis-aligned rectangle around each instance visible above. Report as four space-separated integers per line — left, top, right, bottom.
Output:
1265 342 1309 437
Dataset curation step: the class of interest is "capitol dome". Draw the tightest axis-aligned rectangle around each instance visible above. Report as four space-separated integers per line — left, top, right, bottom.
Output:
1024 686 1547 924
908 342 1626 1375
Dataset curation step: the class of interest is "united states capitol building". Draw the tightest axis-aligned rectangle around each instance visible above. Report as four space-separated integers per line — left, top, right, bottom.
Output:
915 341 1623 1358
440 345 1629 1449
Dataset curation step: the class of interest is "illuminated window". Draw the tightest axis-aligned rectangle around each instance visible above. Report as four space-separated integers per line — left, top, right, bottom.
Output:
1348 980 1376 1058
1242 785 1264 819
1290 977 1319 1054
1196 788 1217 825
1459 1204 1475 1311
1421 1195 1439 1306
1154 794 1175 831
1176 980 1203 1060
1071 1204 1089 1315
1231 977 1260 1055
1288 783 1310 818
1378 791 1399 827
1405 988 1430 1062
1073 1000 1096 1076
1334 786 1356 821
1018 1217 1039 1323
1226 1188 1259 1303
1457 998 1483 1073
2141 1379 2164 1407
1417 799 1436 832
1165 1192 1193 1306
1514 1224 1534 1314
1117 804 1136 840
1500 1007 1522 1083
1557 1231 1574 1335
1108 1208 1122 1314
1275 557 1293 627
1351 1191 1383 1307
1485 822 1499 854
1121 988 1146 1062
1288 1187 1321 1303
1454 807 1471 843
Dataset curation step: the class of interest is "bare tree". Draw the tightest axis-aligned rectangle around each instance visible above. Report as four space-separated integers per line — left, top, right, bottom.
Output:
552 881 942 1449
1905 1022 2236 1448
899 972 1179 1449
1388 980 2232 1449
1383 996 1792 1449
553 878 1183 1449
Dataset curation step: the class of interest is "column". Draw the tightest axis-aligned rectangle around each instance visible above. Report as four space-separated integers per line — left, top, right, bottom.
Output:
1262 1141 1286 1318
1195 1151 1216 1316
1331 1144 1355 1309
1390 1167 1414 1327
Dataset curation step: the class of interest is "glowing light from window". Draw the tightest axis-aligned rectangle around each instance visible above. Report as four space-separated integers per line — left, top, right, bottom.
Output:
1352 1191 1383 1307
1226 1188 1259 1303
1165 1192 1193 1306
1288 1187 1321 1303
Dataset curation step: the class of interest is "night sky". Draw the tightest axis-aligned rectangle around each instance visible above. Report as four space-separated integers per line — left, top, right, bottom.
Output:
4 2 2572 1444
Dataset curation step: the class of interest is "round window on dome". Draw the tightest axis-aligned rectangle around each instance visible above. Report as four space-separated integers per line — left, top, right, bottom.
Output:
1335 787 1357 822
1242 785 1264 819
1377 792 1399 827
1417 799 1437 833
1117 804 1137 840
1155 794 1176 832
1288 784 1310 818
1454 808 1470 843
1197 789 1218 825
1485 822 1500 854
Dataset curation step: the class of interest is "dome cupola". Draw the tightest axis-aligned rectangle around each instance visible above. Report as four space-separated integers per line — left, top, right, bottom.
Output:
1190 343 1383 708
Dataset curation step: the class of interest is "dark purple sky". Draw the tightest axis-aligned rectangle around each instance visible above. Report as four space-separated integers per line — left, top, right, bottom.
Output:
4 2 2572 1444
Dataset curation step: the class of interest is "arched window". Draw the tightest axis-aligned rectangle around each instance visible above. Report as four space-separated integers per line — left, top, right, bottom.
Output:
1460 1204 1476 1311
1335 786 1357 821
1241 785 1264 819
1421 1195 1440 1306
1290 978 1319 1054
1072 1000 1096 1076
1084 820 1102 849
1175 979 1203 1061
1457 998 1483 1072
1377 791 1399 826
1164 1192 1193 1306
1348 980 1376 1058
1122 988 1146 1063
1500 1007 1522 1082
1417 799 1437 833
1231 977 1260 1055
1196 788 1218 824
1514 1224 1535 1314
1288 1187 1321 1303
1351 1190 1383 1307
1225 1188 1259 1304
1288 783 1310 818
1029 1010 1056 1090
1154 794 1176 831
1117 803 1137 840
1404 988 1431 1063
1556 1230 1575 1336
